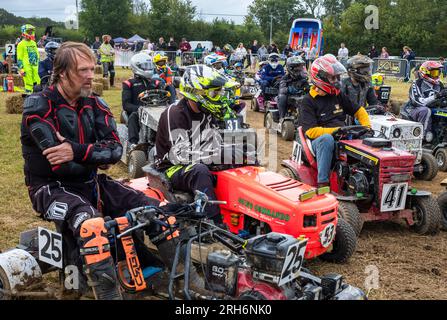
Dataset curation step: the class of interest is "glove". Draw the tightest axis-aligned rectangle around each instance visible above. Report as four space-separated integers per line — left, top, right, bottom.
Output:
436 90 447 99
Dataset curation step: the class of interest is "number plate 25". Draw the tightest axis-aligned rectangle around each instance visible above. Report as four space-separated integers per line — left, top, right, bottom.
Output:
279 239 308 286
38 227 63 269
381 183 408 212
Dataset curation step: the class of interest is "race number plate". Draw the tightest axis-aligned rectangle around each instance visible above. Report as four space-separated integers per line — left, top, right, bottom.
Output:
225 118 240 131
140 108 151 127
278 239 308 286
38 227 63 269
5 44 15 56
291 141 302 164
381 183 408 212
320 223 336 248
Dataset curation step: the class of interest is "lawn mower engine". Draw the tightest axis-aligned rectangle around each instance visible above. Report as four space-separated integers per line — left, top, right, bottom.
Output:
370 115 423 164
335 138 416 213
204 233 365 300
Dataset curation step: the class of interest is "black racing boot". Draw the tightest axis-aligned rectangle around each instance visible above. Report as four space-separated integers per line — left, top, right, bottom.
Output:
83 257 123 300
156 239 212 298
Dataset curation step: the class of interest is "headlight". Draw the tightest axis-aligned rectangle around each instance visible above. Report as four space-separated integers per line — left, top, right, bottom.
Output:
392 128 401 138
413 127 421 137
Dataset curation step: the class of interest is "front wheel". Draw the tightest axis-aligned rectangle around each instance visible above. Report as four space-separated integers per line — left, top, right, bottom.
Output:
413 152 438 181
408 196 442 235
319 218 357 264
128 150 147 179
435 148 447 172
279 167 298 180
281 120 295 141
436 192 447 231
337 201 363 237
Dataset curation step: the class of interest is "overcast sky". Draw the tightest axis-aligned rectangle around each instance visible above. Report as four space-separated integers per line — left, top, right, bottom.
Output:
0 0 254 24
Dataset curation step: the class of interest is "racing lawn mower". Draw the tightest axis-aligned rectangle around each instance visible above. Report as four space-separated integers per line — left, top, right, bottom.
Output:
264 91 305 141
118 89 171 178
401 90 447 171
128 111 357 264
0 191 365 300
281 125 442 236
251 78 280 113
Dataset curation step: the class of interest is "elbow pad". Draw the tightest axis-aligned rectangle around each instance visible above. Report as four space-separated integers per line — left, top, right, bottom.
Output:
29 120 59 151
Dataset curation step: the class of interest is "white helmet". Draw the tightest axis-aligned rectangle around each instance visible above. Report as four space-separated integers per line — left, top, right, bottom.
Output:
130 52 155 79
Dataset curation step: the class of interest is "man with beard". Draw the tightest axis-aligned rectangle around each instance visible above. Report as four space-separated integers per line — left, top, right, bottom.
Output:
20 42 162 299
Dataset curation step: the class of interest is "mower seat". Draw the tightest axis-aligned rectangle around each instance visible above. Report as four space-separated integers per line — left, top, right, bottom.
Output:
142 164 193 204
297 127 317 168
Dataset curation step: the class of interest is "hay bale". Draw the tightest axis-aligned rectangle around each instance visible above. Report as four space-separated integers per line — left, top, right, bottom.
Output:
13 75 24 87
94 65 103 75
5 93 25 114
101 77 110 90
92 81 103 96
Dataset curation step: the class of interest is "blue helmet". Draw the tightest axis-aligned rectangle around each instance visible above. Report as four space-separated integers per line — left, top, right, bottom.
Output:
234 62 243 69
45 41 60 59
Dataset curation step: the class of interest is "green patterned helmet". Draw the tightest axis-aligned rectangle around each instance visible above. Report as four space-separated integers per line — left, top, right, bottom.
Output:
180 64 239 120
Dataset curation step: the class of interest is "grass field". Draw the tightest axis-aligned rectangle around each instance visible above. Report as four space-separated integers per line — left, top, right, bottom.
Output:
0 69 414 260
2 70 445 300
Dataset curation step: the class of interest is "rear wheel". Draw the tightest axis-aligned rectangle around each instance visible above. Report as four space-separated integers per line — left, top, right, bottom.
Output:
279 167 298 180
435 148 447 172
252 98 259 112
238 290 267 300
436 192 447 231
281 121 295 141
0 267 11 300
408 196 442 235
414 152 438 181
128 150 147 179
319 218 357 264
264 112 274 129
337 201 363 237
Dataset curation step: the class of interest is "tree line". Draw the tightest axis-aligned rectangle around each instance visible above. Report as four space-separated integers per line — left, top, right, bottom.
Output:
1 0 446 57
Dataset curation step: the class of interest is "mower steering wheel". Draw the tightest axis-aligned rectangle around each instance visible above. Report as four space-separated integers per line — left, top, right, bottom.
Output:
333 125 372 140
139 89 170 106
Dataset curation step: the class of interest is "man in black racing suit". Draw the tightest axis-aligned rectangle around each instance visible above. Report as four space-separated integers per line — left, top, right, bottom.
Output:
21 42 169 300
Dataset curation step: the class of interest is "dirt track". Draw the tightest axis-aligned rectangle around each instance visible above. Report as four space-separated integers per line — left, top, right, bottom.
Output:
245 102 447 300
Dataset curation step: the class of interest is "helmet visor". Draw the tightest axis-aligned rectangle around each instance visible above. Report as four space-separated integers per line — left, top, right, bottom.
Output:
206 88 225 101
429 69 440 78
138 61 154 71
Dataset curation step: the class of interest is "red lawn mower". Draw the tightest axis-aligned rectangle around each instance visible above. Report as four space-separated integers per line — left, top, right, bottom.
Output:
280 125 442 236
126 125 357 263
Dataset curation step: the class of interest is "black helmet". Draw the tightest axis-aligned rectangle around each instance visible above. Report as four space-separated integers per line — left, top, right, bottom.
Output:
347 54 374 83
286 56 307 79
44 41 60 60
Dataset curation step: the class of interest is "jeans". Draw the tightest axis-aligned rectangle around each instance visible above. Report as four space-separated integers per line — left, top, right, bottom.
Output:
311 134 335 184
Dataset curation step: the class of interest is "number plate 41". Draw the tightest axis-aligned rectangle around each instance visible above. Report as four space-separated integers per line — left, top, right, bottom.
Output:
381 183 408 212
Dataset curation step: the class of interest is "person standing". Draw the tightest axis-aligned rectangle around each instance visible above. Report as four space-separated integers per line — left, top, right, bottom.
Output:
249 40 259 70
17 24 40 92
368 45 379 59
401 46 416 82
99 35 116 87
380 47 389 59
167 36 178 63
338 42 349 67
